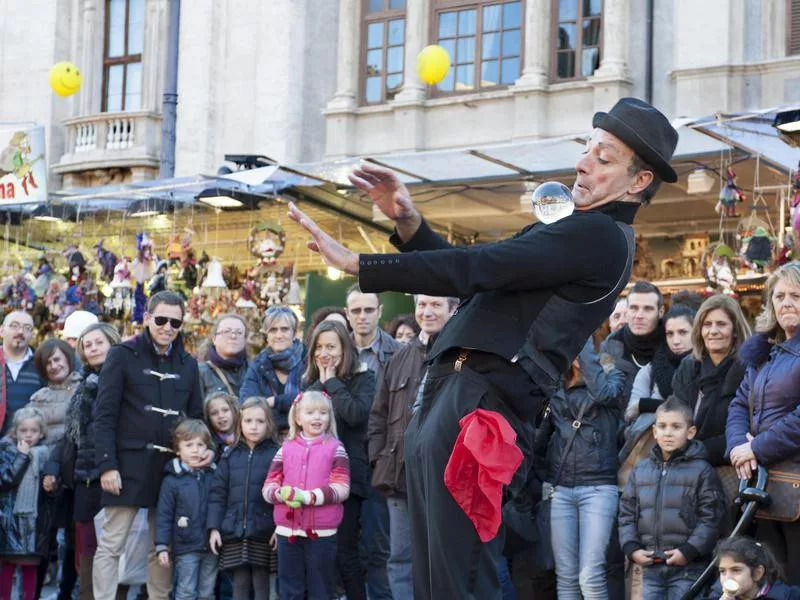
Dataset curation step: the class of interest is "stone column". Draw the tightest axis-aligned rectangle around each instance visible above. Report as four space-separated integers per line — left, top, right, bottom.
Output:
141 0 169 112
512 0 551 140
592 0 631 80
514 0 550 89
591 0 632 112
79 0 101 115
327 0 359 110
394 0 428 103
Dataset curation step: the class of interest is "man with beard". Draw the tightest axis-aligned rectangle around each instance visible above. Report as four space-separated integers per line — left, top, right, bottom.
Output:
0 310 43 436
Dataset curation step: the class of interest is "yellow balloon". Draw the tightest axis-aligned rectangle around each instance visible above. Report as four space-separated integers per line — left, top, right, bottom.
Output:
417 45 451 85
49 62 82 97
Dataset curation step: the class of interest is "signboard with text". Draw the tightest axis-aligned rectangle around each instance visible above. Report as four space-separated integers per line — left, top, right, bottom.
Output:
0 124 47 205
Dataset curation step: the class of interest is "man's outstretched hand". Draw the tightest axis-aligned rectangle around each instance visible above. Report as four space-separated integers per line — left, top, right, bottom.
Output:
288 202 360 275
348 163 421 241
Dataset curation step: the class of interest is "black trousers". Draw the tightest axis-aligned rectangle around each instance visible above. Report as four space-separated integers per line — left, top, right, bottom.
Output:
336 494 366 600
755 518 800 585
404 354 540 600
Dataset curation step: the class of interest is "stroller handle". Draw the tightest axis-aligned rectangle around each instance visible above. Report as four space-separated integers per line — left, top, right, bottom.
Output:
681 465 769 600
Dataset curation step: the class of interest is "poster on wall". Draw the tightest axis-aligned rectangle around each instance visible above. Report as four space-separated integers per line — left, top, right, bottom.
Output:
0 123 47 205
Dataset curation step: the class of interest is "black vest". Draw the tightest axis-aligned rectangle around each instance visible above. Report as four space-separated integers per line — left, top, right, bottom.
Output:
429 222 635 397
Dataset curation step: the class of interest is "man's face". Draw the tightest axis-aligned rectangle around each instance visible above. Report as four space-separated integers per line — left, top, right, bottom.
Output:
1 312 34 353
609 299 628 333
144 303 183 349
572 129 652 210
414 295 456 336
346 292 382 338
626 292 662 336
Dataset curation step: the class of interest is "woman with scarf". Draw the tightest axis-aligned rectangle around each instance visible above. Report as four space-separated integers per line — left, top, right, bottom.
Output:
672 294 750 466
200 314 250 399
619 303 696 485
46 322 122 599
239 306 307 433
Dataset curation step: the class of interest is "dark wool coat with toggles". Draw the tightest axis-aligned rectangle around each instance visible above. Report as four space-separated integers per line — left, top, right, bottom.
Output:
94 329 203 508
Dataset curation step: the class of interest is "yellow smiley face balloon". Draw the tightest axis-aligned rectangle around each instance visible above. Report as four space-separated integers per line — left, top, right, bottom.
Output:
49 62 82 97
416 45 451 86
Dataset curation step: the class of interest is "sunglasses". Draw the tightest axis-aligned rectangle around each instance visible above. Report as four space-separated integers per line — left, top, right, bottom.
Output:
152 316 183 329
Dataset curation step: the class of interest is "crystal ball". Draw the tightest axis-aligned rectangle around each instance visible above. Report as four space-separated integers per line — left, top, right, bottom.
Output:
531 181 574 224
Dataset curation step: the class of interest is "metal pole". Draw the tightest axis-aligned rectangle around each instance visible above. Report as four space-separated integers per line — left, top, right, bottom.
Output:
159 0 181 178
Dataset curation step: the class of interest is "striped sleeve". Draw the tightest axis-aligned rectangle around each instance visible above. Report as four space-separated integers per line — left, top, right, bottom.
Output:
311 443 350 505
262 447 285 504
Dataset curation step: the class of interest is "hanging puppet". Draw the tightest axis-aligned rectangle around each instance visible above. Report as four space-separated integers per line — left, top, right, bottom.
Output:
132 232 156 324
94 239 118 283
148 260 169 295
716 166 746 217
742 226 774 272
108 258 133 319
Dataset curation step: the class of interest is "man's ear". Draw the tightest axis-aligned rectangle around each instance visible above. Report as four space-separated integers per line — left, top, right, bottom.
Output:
628 169 654 196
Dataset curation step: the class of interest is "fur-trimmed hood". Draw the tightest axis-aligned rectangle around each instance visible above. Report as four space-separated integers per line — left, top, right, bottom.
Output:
738 332 800 369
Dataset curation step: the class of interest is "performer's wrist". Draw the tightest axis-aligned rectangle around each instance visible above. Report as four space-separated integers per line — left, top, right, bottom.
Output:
394 210 422 243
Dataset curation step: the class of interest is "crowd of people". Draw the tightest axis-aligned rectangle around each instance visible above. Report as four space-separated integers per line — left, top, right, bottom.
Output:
1 260 800 600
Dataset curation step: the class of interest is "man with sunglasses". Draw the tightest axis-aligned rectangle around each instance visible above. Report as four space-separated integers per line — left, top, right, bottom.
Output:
94 291 205 600
0 310 43 436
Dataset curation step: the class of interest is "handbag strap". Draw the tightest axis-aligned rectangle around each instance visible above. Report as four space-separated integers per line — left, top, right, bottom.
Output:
551 400 590 487
206 361 235 396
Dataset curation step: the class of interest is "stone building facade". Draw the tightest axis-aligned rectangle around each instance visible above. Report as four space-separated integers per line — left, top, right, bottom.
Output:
1 0 798 190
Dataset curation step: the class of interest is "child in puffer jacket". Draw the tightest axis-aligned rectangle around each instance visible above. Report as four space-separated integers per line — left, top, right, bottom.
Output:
620 396 726 600
155 419 218 600
263 390 349 600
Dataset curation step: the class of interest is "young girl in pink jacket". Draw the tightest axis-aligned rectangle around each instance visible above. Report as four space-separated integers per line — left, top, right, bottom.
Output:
263 391 349 600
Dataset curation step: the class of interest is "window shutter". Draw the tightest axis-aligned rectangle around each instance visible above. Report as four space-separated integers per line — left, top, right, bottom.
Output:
790 0 800 56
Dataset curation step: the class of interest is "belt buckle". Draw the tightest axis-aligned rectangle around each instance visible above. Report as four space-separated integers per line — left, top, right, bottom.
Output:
454 350 470 372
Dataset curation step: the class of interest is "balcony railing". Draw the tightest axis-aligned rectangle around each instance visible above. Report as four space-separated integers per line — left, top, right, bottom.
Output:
54 111 162 175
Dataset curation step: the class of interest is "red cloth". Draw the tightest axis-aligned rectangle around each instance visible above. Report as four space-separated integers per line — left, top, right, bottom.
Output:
444 408 523 542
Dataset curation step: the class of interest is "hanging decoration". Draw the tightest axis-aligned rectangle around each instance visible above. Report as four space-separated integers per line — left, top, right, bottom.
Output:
132 232 156 324
738 154 777 272
702 241 738 296
716 166 746 218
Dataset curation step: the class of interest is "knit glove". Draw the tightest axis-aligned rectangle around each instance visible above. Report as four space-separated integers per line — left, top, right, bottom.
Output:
276 486 311 508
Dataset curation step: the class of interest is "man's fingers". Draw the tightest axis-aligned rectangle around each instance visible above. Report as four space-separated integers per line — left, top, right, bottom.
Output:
348 172 377 192
359 162 395 179
350 169 382 186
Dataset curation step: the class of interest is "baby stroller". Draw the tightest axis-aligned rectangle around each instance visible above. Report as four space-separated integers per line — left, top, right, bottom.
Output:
682 466 770 599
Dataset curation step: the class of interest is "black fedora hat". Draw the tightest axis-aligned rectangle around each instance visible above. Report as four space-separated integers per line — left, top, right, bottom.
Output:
593 97 679 183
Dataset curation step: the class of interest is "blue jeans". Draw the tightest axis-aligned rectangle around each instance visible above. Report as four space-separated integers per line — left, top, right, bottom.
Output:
387 497 413 599
173 552 217 600
550 484 618 600
643 564 705 600
277 534 337 600
495 554 516 600
363 489 392 600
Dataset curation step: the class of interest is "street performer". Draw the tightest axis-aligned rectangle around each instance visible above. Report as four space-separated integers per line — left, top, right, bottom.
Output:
288 97 679 599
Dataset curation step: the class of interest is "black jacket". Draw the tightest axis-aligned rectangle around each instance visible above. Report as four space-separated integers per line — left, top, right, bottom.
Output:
545 338 625 487
702 580 800 599
94 330 203 507
207 439 278 541
305 367 376 498
155 459 215 556
199 360 249 399
619 440 725 563
671 354 746 466
359 205 635 401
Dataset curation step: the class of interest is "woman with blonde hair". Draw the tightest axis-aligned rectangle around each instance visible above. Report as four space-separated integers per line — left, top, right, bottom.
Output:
727 262 800 582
